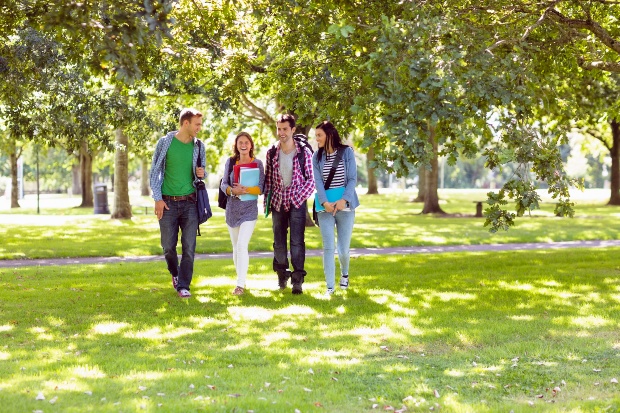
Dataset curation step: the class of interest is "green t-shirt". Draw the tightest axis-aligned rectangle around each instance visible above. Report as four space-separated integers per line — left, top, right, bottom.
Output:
162 138 195 196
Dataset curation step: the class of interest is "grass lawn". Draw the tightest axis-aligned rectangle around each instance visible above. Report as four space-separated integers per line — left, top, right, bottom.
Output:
1 248 619 412
1 189 620 260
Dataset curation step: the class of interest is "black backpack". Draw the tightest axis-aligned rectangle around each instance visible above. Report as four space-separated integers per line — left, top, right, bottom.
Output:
266 134 314 179
217 157 235 209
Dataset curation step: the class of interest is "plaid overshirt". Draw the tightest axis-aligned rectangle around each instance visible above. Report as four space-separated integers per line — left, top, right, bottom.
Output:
264 141 315 212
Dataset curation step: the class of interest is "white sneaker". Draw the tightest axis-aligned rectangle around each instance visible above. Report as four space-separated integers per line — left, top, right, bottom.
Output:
339 275 349 289
326 288 335 296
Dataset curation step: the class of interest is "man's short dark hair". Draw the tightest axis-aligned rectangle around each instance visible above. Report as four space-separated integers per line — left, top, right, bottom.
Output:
179 108 202 125
276 113 296 129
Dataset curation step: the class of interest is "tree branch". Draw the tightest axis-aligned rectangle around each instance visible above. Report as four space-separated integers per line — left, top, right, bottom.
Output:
239 94 274 127
578 58 620 72
547 8 620 54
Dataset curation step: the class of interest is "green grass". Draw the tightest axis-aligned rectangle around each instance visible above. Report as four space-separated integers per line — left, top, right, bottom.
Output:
2 189 620 259
1 249 619 412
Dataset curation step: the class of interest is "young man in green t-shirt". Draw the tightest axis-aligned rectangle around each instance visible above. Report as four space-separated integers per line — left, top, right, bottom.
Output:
149 108 206 298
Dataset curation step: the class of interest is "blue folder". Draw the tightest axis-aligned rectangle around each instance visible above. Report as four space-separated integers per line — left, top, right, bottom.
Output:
238 168 259 201
314 187 345 212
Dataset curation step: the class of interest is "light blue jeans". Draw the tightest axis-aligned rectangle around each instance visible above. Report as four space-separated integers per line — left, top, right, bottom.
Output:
317 210 355 289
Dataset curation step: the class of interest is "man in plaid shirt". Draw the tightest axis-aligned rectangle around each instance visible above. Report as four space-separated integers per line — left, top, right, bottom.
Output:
263 114 315 294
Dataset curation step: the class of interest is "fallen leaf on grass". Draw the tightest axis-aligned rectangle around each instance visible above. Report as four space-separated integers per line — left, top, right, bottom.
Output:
372 404 379 409
228 364 234 368
49 396 58 404
304 388 312 392
227 393 241 398
383 406 394 410
593 368 601 372
536 394 544 398
207 385 216 390
611 378 618 384
552 387 561 396
138 386 147 391
433 389 440 398
402 395 414 402
331 377 338 381
36 392 45 400
264 382 271 387
380 346 390 351
308 368 314 375
314 402 323 407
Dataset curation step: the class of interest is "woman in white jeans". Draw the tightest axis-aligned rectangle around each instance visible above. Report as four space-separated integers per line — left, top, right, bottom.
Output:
312 121 360 295
220 132 265 295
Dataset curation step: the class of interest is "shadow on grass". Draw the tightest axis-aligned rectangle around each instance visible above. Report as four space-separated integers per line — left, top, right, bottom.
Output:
0 249 619 411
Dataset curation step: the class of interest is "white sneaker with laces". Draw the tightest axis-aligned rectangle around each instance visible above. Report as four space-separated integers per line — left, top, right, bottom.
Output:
339 275 349 289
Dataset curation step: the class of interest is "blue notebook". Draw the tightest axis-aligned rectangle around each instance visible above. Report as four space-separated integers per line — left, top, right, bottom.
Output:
314 187 345 212
238 168 259 201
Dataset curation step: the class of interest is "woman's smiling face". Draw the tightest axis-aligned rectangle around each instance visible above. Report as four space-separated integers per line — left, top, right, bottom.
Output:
236 135 252 155
315 128 326 149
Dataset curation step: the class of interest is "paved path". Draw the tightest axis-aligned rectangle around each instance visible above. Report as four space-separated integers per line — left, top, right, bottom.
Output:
2 240 620 268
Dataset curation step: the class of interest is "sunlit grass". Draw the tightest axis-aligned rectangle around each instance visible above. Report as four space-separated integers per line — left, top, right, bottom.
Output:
2 189 620 259
1 249 619 411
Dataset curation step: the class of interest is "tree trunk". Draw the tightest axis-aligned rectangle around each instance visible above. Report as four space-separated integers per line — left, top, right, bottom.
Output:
421 122 445 214
366 146 379 194
608 119 620 205
111 127 132 219
10 151 20 208
412 165 426 203
71 159 81 195
79 141 94 207
141 158 150 196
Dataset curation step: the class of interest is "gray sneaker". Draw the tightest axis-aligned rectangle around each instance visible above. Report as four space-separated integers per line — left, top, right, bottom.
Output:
339 275 349 289
326 288 335 296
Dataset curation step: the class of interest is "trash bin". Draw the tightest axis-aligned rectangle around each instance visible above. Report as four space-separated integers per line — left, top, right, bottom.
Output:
94 183 110 214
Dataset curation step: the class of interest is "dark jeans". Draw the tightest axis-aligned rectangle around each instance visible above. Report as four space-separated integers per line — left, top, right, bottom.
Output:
272 201 307 282
159 199 198 291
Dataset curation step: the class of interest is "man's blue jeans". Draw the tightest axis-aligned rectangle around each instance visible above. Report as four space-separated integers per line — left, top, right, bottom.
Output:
317 210 355 289
159 199 198 291
272 201 307 282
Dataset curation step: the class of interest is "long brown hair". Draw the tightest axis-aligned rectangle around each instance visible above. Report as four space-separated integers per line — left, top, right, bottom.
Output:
232 131 255 160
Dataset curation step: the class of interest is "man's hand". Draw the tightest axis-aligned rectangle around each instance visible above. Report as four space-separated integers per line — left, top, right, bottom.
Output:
155 200 169 220
195 167 205 178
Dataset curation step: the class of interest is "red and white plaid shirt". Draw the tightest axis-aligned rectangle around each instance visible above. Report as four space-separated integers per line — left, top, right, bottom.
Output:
264 142 315 212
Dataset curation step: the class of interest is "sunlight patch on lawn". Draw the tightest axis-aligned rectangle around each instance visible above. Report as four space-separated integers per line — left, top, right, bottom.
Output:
0 324 14 332
497 281 534 291
391 317 423 335
188 316 226 329
125 326 201 340
610 294 620 304
277 305 317 316
121 371 166 381
91 322 130 335
74 364 106 378
445 368 465 377
228 306 274 322
0 351 10 360
509 315 535 321
29 326 55 341
350 325 400 343
431 292 477 302
568 315 612 328
261 331 292 346
367 289 411 305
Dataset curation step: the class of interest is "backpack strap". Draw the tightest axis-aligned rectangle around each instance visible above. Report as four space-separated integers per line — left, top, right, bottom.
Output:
323 148 345 190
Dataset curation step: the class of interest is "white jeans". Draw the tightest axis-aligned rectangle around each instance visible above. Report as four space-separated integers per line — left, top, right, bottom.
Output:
227 220 257 288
